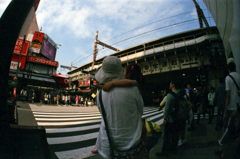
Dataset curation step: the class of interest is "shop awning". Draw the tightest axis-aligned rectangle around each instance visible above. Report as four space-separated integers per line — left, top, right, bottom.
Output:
77 89 92 93
30 76 55 83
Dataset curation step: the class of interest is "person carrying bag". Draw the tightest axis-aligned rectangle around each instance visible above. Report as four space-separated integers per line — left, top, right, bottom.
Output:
98 89 149 159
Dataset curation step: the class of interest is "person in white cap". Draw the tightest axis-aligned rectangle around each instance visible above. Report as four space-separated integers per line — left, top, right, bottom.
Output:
94 56 147 159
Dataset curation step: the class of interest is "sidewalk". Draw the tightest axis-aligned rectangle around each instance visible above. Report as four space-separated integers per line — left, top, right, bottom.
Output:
0 101 52 159
86 117 240 159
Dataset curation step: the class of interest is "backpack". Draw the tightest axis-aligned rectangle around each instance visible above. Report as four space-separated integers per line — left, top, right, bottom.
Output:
170 92 189 122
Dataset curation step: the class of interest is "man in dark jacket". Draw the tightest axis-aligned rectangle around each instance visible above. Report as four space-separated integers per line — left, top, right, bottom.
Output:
214 77 226 130
187 82 196 131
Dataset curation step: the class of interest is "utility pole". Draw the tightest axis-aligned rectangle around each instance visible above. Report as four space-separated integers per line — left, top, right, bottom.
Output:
92 31 98 68
92 31 120 69
192 0 211 33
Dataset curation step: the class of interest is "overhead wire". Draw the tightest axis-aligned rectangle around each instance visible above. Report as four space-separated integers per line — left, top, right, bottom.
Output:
73 17 213 65
71 9 206 64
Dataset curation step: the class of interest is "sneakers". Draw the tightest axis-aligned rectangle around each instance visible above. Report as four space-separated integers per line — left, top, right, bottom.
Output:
178 139 187 146
91 147 98 154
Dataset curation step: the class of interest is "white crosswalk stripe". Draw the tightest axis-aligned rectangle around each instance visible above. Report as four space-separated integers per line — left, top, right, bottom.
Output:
29 104 162 159
29 104 218 159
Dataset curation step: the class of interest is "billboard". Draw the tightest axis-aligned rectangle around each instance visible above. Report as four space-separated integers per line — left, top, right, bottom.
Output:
13 38 30 56
79 78 90 87
28 56 59 67
30 31 45 53
41 36 56 61
10 55 27 70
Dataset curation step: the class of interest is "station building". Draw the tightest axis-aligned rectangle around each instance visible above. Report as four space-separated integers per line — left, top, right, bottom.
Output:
68 26 227 105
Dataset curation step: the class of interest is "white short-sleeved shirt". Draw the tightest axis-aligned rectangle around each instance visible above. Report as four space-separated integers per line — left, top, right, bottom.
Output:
225 72 240 110
96 86 144 159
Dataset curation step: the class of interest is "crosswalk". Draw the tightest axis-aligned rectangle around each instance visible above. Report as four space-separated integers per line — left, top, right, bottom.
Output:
29 104 164 159
29 104 217 159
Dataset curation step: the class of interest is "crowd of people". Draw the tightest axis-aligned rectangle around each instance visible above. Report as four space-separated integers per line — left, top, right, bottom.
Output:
92 56 240 159
42 93 90 106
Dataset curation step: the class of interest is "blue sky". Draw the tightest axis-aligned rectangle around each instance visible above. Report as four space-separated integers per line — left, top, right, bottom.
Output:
0 0 215 75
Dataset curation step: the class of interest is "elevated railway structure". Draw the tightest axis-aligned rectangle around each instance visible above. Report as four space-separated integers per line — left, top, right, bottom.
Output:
68 27 227 105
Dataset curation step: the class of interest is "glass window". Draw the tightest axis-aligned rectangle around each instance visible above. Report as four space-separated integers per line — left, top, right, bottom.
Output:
153 63 158 69
162 61 167 67
171 60 177 65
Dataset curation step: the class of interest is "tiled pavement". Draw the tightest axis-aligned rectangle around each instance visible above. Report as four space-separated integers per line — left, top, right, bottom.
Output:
86 117 240 159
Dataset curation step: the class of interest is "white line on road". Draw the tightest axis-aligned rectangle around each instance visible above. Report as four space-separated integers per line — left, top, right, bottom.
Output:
46 124 100 134
37 119 102 126
47 132 99 145
35 116 101 121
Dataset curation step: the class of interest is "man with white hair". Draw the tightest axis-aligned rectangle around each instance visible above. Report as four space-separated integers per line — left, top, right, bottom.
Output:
95 56 147 159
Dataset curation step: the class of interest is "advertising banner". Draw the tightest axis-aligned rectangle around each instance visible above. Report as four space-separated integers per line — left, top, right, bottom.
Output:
78 78 90 87
11 55 27 70
10 61 20 70
13 38 30 56
27 56 59 67
30 31 45 53
41 38 56 61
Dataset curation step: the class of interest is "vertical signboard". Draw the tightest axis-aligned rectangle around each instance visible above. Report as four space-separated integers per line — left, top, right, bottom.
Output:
13 38 30 56
30 31 44 53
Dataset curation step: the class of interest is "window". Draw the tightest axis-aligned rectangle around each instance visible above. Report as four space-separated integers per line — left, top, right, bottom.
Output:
144 65 149 70
153 63 158 69
162 61 167 67
171 59 177 65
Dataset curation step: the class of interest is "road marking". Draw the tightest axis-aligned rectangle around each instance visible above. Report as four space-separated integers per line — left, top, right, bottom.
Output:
47 132 99 145
46 124 100 133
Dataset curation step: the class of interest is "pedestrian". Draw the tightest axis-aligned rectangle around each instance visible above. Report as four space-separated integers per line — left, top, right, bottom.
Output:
75 95 79 106
216 61 240 159
44 93 48 104
178 88 193 146
56 94 59 106
67 94 71 105
78 95 82 106
65 95 68 105
159 89 170 113
32 92 35 104
48 93 51 105
156 79 181 156
196 87 203 124
85 97 88 106
187 82 196 131
202 86 209 117
208 87 215 124
94 56 148 158
61 94 65 105
81 96 85 106
214 77 226 130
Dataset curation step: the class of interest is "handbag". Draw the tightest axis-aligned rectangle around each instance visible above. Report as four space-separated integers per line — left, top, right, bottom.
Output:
98 89 149 159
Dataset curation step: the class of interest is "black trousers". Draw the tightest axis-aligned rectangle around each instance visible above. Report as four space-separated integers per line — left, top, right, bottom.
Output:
162 122 179 153
208 106 214 123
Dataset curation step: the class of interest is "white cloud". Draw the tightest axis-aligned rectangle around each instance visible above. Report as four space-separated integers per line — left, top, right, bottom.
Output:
1 0 209 72
0 0 11 17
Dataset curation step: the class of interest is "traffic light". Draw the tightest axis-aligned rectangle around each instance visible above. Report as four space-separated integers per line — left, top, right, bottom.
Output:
27 72 30 78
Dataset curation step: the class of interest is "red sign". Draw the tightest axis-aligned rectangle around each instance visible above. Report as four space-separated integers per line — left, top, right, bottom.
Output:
30 31 45 53
32 31 44 44
13 38 30 56
11 55 27 70
93 80 97 85
28 56 59 67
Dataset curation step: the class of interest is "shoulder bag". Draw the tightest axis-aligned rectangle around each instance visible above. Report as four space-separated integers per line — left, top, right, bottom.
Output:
98 89 149 159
